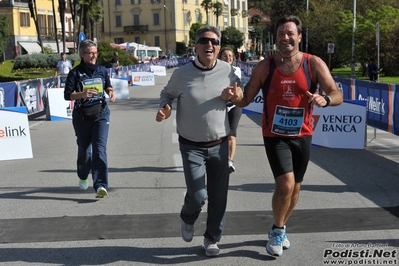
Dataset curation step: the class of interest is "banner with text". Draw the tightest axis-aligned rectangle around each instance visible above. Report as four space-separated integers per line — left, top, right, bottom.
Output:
0 107 33 160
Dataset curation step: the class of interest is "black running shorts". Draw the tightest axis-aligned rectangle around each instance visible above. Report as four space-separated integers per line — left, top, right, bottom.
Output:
263 136 312 182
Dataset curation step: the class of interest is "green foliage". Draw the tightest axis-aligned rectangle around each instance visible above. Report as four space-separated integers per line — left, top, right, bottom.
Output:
200 0 213 24
221 27 244 52
176 41 187 55
189 23 206 46
96 41 136 68
13 53 80 70
0 15 11 56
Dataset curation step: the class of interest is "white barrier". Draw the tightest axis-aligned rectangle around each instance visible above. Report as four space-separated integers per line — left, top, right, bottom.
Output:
243 99 367 149
150 65 167 76
0 107 33 161
47 88 73 121
131 72 155 86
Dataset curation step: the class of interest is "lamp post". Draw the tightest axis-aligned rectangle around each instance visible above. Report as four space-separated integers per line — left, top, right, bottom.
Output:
163 3 169 53
305 0 309 53
350 0 356 78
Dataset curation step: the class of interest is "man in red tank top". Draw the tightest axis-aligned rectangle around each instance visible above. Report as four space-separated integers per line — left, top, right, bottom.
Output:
222 15 343 257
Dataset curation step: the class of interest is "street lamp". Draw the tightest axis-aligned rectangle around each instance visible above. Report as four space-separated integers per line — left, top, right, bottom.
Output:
164 3 169 53
350 0 356 78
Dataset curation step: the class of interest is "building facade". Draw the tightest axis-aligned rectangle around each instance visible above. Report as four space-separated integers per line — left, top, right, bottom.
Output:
101 0 249 54
0 0 73 60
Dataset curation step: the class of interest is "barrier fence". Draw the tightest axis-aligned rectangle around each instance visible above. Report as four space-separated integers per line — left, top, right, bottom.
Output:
0 58 397 137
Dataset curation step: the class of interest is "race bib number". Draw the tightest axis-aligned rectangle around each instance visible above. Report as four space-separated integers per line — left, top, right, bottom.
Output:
271 105 304 136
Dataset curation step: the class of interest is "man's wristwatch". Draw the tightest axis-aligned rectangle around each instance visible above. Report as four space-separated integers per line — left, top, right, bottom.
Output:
322 95 332 108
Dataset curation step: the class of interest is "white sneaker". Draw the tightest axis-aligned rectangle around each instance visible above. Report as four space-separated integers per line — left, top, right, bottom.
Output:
266 227 286 256
79 179 88 190
180 221 194 242
228 160 236 173
268 225 290 249
203 238 219 257
96 187 108 198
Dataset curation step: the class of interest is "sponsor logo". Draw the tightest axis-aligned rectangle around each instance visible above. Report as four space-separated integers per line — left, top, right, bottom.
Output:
0 126 27 138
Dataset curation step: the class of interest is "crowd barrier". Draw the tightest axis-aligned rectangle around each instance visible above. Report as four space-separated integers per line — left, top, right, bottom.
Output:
0 59 394 129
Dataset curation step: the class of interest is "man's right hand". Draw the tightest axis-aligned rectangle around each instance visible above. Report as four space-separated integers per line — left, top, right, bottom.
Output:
156 104 171 122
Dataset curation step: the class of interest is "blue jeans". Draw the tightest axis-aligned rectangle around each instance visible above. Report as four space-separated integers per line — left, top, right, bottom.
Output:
179 138 229 242
72 104 110 191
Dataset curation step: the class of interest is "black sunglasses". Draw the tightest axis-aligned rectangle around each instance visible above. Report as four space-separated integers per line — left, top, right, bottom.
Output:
197 37 220 45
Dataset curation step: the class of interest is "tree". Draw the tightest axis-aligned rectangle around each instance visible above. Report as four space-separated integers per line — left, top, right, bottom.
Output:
221 26 244 52
200 0 213 25
0 15 11 57
212 2 223 27
189 23 206 46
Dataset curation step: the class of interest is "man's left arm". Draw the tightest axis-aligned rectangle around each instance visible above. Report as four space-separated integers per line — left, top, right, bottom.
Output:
311 55 343 107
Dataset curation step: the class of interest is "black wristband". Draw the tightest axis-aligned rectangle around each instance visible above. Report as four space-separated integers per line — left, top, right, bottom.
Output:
322 95 331 108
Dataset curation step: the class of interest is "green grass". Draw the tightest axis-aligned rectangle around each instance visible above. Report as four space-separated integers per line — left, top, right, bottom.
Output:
331 67 399 84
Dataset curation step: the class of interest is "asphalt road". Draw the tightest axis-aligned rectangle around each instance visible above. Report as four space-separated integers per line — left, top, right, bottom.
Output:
0 67 398 266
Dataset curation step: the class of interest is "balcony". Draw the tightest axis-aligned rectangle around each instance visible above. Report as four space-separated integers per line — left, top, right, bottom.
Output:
124 25 148 34
242 10 248 17
230 8 239 17
0 0 28 7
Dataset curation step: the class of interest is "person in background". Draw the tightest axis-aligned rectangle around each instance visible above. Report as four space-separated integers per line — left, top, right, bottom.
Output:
218 47 242 173
258 51 265 62
110 51 121 76
156 25 241 257
222 15 343 257
367 58 378 82
64 39 116 198
55 52 72 76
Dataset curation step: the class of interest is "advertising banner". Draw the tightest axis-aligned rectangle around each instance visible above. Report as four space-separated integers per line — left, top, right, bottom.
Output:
150 65 167 76
0 107 33 160
110 78 130 99
18 79 43 114
47 88 73 121
0 82 18 107
131 72 155 86
312 100 367 149
356 80 390 131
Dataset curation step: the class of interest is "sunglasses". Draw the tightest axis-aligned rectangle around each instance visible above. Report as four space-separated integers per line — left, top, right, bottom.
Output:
197 37 220 45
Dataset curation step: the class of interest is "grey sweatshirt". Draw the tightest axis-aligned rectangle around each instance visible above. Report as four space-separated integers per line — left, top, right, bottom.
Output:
160 59 241 142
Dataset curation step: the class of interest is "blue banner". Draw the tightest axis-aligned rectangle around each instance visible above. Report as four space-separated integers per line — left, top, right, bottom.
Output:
0 82 18 107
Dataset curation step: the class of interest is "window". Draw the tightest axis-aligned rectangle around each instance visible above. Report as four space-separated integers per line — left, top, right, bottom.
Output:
154 36 160 47
115 0 121 5
231 0 234 8
242 1 245 10
196 12 201 23
47 15 55 35
135 37 140 43
184 10 188 26
183 0 187 3
133 14 140 25
223 15 228 27
231 17 235 27
116 15 122 27
195 0 198 5
131 0 141 4
114 37 124 43
236 0 240 9
37 14 46 34
153 13 160 25
20 12 30 27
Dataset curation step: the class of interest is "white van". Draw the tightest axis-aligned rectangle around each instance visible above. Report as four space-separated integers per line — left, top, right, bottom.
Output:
135 46 165 63
110 42 166 63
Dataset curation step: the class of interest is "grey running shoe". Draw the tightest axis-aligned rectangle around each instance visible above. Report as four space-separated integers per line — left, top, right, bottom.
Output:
203 238 219 257
180 221 194 242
